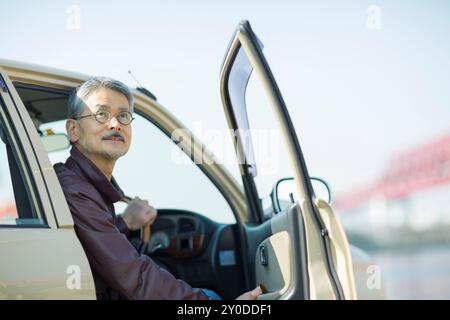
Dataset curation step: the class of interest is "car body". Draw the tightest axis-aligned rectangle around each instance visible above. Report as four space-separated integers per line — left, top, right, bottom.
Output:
0 21 381 300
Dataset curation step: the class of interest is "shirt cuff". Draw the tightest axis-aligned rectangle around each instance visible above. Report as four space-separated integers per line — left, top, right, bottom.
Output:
116 215 132 237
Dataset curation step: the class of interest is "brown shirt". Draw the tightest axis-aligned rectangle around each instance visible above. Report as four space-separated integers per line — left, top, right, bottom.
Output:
54 146 210 300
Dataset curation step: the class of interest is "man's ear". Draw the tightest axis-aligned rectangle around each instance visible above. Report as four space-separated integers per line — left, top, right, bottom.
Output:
66 119 80 144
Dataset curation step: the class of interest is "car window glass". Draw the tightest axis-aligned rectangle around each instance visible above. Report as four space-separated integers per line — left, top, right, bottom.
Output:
246 75 297 199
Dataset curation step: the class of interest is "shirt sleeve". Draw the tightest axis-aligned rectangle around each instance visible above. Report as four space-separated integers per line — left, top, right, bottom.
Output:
116 215 132 238
64 191 212 300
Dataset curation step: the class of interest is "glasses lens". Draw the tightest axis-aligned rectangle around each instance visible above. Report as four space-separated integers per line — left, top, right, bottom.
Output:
93 110 133 125
117 112 133 125
95 111 110 123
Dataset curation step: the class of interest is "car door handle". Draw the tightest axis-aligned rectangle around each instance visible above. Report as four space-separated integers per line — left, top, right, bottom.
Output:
259 244 268 266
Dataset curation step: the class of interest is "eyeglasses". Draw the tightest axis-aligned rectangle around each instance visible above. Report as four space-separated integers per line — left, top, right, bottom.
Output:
76 110 135 125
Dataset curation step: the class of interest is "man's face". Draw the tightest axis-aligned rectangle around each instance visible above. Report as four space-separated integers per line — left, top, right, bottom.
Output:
68 88 132 161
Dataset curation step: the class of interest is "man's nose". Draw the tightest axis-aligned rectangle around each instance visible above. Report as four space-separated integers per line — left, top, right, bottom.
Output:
108 116 122 131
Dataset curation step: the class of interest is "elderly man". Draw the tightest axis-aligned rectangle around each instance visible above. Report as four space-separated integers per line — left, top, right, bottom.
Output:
54 77 261 300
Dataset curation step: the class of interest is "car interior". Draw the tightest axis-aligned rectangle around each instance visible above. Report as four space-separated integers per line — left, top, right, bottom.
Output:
12 81 248 299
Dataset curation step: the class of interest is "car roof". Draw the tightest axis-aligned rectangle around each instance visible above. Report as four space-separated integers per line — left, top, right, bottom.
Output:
0 58 91 83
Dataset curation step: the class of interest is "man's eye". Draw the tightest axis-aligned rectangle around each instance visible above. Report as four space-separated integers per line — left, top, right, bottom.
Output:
118 113 131 120
97 111 109 118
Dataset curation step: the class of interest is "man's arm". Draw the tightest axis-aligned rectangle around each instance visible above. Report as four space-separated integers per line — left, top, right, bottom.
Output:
65 191 212 300
116 215 132 237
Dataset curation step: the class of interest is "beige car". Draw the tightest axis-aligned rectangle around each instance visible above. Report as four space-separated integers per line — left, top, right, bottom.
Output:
0 21 380 300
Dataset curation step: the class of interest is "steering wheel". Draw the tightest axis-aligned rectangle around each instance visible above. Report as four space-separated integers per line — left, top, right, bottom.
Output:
121 195 151 254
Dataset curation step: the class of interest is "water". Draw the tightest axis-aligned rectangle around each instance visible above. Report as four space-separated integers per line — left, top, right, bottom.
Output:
370 243 450 299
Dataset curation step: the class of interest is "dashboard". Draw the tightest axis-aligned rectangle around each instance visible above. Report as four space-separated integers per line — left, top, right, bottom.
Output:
147 213 205 258
126 209 246 299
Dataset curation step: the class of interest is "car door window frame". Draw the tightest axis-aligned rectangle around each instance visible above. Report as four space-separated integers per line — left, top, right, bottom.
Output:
0 73 52 228
220 21 351 299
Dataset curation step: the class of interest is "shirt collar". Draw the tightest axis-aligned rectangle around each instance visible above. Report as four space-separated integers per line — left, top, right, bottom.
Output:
68 146 124 203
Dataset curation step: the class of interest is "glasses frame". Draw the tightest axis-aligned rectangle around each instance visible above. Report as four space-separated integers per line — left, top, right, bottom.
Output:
75 110 135 125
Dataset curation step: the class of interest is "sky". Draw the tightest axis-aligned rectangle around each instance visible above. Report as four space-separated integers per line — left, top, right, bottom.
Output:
1 0 450 199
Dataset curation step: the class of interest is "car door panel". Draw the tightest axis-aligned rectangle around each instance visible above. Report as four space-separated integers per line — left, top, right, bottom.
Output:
0 71 96 299
0 229 95 299
255 204 309 300
255 231 291 299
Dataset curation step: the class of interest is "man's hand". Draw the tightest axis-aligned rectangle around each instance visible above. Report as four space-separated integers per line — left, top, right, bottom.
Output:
236 286 262 300
121 197 157 231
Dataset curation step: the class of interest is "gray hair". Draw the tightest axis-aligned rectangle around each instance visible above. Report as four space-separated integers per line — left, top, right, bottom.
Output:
68 77 134 119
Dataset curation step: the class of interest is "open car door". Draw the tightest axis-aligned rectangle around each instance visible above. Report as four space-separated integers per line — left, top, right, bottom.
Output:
220 21 357 299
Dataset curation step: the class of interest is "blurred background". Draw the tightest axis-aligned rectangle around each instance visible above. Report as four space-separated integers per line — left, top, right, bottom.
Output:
1 0 449 299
